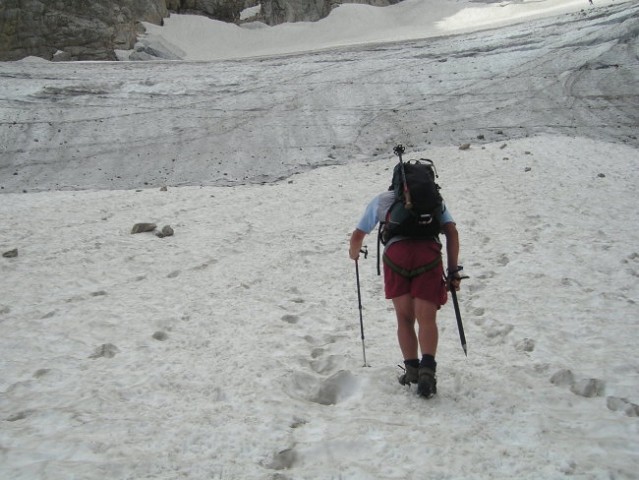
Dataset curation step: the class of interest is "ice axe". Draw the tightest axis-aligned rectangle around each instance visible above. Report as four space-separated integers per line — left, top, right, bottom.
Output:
449 271 470 356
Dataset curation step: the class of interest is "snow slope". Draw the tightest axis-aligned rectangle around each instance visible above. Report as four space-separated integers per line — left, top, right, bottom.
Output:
1 0 638 478
1 136 638 479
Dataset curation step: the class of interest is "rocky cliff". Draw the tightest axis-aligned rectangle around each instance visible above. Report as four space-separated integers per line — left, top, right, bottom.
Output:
0 0 401 61
0 0 170 61
260 0 399 26
165 0 246 22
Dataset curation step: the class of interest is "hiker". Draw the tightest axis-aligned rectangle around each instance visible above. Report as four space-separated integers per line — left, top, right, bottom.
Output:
348 152 462 398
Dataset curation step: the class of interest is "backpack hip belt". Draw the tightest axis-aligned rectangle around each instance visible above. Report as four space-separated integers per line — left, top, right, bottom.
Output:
382 253 442 279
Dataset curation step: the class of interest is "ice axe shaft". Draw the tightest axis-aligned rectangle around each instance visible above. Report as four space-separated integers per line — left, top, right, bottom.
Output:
450 285 467 356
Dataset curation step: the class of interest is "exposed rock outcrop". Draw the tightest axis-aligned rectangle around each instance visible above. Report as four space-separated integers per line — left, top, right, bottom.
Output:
0 0 168 61
260 0 400 26
260 0 331 25
166 0 246 23
0 0 403 61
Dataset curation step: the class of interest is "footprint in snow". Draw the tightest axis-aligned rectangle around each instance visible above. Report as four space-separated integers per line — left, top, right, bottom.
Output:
281 314 299 324
310 355 345 375
284 370 360 405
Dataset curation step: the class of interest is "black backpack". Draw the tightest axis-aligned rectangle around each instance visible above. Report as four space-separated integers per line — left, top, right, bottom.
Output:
379 158 443 245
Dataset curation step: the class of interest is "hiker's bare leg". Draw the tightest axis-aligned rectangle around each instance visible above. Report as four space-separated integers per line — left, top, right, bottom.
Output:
415 298 438 356
392 294 418 360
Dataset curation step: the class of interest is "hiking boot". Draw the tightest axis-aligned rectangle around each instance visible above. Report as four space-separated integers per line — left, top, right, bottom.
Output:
398 364 419 386
417 366 437 398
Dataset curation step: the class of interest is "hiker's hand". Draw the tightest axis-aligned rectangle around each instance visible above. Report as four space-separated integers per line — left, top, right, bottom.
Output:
349 230 366 261
447 267 466 291
350 246 368 261
449 274 462 291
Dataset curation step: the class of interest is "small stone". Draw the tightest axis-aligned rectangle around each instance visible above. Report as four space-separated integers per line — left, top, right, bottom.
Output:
525 167 532 172
6 410 35 422
33 369 50 378
597 173 606 178
459 143 471 150
156 225 173 238
160 186 168 191
89 343 120 359
131 223 156 234
3 248 18 258
152 331 168 341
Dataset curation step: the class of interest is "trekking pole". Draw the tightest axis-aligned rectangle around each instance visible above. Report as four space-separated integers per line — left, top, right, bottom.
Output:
376 224 382 276
355 246 369 367
393 144 413 210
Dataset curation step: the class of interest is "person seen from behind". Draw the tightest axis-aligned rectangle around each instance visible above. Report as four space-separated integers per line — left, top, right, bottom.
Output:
348 148 463 398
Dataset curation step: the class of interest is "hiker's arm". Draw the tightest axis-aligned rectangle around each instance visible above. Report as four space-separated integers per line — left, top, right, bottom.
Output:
349 229 367 260
442 222 461 289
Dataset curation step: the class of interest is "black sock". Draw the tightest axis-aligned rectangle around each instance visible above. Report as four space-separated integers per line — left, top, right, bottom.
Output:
404 359 420 369
420 354 437 371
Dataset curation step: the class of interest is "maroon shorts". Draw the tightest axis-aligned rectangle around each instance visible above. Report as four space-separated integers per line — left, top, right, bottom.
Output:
383 239 448 307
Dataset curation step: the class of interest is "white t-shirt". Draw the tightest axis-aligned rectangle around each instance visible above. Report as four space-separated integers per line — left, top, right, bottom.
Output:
356 191 454 240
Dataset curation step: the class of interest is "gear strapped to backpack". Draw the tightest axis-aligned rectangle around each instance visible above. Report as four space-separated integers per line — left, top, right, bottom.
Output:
379 158 443 245
374 145 445 276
